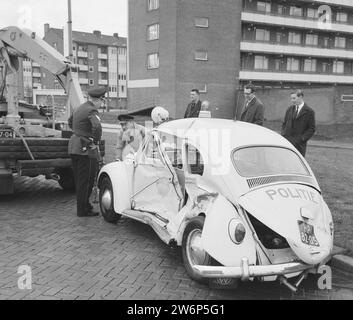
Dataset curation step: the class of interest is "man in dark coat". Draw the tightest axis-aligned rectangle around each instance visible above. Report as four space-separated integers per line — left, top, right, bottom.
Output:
238 84 264 126
282 90 316 157
68 87 105 217
184 89 202 118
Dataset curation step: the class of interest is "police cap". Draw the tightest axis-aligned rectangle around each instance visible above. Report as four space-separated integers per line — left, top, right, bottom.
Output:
88 87 107 99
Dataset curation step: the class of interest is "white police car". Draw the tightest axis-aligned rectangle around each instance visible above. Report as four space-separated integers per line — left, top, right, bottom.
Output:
98 118 334 290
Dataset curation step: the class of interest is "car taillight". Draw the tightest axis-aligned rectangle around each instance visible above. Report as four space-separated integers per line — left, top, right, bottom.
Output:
229 219 246 245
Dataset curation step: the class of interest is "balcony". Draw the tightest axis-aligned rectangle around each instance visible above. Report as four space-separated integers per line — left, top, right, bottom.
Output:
77 51 88 58
79 78 89 84
239 69 353 84
302 0 353 7
241 10 353 34
98 66 108 72
78 65 89 71
32 72 41 78
240 41 353 60
98 79 108 85
98 53 108 59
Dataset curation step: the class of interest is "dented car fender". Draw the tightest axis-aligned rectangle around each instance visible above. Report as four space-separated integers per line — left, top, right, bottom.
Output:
98 161 134 214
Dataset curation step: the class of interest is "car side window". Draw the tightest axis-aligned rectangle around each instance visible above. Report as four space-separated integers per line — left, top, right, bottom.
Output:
144 134 163 161
186 144 204 176
160 133 183 169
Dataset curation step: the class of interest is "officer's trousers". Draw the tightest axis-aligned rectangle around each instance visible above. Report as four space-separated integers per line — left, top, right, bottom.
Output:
71 155 98 216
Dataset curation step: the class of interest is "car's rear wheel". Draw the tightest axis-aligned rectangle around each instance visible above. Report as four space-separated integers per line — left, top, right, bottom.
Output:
182 216 212 283
99 176 121 224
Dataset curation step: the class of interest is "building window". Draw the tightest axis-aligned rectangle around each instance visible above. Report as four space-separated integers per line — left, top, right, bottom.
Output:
322 62 329 73
334 36 346 48
255 28 270 42
194 50 208 61
195 17 209 28
305 34 318 46
287 58 300 72
147 53 159 69
257 1 271 13
276 32 283 43
277 5 284 15
274 58 282 71
89 66 94 73
121 85 125 93
333 61 344 73
89 52 94 59
289 6 303 17
89 79 94 86
323 37 330 48
147 0 159 11
147 23 159 41
288 32 302 44
307 8 318 19
336 12 348 23
254 55 269 70
304 59 317 72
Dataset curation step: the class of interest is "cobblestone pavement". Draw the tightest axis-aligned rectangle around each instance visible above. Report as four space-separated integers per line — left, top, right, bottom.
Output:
0 176 352 300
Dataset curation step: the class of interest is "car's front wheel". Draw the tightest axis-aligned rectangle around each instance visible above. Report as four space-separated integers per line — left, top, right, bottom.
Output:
182 216 212 283
99 176 122 224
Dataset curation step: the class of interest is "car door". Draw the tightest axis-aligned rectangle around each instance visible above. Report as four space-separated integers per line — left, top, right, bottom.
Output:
132 132 183 220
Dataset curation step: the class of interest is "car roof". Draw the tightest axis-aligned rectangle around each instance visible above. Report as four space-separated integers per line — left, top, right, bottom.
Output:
157 118 293 150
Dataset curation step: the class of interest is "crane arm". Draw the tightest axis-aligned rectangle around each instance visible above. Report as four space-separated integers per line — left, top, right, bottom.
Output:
0 26 85 115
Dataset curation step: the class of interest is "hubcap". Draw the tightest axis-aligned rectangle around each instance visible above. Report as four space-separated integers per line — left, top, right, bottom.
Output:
101 189 112 211
186 229 207 266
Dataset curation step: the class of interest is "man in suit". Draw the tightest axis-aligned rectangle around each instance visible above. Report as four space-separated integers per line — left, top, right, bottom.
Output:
184 89 202 118
282 89 316 157
68 87 105 217
238 84 264 126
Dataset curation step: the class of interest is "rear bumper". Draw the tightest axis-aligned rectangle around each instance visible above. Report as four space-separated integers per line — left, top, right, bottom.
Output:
194 257 314 281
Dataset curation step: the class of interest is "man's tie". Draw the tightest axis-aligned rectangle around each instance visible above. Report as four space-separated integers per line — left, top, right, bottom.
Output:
294 106 299 119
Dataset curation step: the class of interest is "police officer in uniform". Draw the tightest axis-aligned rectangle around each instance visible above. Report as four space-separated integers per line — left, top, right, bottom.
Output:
68 87 106 217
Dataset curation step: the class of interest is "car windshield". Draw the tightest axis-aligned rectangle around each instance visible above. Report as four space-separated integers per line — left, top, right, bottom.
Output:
232 146 310 177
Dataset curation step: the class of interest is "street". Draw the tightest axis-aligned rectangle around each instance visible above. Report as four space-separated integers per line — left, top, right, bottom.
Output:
0 174 353 300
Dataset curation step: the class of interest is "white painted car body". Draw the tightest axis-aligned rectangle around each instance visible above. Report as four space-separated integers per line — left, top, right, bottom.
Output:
98 118 334 286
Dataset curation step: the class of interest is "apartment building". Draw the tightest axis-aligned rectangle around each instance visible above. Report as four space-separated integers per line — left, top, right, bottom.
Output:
129 0 353 123
21 24 127 110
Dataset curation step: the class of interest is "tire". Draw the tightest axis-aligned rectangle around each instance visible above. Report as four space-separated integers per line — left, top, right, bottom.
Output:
56 168 76 192
99 176 121 224
182 216 212 283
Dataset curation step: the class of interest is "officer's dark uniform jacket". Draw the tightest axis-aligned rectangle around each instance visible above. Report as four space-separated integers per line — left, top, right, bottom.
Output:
68 101 102 155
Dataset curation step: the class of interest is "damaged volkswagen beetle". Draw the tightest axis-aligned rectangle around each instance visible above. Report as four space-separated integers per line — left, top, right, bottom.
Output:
98 118 334 291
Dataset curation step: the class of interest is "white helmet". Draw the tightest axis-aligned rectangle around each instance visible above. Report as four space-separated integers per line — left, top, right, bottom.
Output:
151 106 169 124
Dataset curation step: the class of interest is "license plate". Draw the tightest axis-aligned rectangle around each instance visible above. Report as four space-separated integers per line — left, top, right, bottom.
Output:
298 221 320 247
0 130 14 139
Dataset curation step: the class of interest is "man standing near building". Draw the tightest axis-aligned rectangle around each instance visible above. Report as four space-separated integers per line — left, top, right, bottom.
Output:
184 89 202 118
282 89 316 157
238 84 264 126
68 87 106 217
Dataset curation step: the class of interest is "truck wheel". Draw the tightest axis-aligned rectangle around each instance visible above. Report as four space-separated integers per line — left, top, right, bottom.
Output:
99 176 121 224
56 168 76 192
182 216 212 283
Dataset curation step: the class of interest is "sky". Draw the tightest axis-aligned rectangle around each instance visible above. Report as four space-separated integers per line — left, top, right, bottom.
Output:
0 0 128 38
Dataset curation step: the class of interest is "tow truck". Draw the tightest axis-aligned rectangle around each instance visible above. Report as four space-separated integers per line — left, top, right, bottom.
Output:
0 26 104 195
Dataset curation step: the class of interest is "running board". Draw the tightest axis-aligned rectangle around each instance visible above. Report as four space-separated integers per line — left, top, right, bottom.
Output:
123 209 172 245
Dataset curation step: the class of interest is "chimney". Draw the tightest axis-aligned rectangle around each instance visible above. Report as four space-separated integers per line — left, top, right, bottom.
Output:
113 33 119 38
44 23 50 37
93 30 101 37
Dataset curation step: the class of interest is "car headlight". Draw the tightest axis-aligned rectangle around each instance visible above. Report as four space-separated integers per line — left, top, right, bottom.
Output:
228 219 246 245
